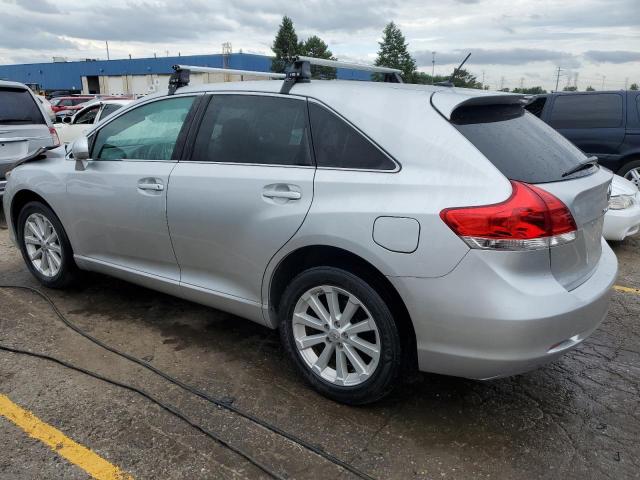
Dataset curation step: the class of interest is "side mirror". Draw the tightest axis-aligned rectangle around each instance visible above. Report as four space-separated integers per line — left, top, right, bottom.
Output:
69 136 90 170
62 116 73 124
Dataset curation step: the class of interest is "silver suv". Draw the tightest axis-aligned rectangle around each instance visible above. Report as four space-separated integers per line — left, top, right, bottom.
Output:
2 63 617 404
1 80 59 196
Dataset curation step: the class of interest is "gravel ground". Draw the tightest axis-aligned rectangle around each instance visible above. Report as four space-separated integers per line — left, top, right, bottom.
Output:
0 209 638 480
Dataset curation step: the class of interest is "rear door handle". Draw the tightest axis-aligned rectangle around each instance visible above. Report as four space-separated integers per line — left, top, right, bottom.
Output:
263 190 301 200
137 178 164 191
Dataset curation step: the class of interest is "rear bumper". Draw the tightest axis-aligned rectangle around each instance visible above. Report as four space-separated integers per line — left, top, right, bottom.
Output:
390 240 618 380
603 203 640 241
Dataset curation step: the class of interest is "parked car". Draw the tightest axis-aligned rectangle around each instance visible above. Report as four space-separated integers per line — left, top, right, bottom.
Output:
526 90 640 187
0 80 59 196
46 90 73 99
54 99 132 144
36 95 56 122
604 174 640 241
2 75 617 404
49 96 95 113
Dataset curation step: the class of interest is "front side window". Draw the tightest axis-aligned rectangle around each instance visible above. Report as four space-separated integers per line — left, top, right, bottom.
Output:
92 96 194 161
74 105 100 124
549 93 623 128
192 94 312 166
308 103 396 170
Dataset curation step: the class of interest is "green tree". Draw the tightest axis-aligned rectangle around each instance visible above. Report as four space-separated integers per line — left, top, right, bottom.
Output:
630 83 639 91
513 86 547 94
563 85 577 91
586 85 596 91
299 35 336 79
413 69 482 88
375 22 417 82
271 16 298 73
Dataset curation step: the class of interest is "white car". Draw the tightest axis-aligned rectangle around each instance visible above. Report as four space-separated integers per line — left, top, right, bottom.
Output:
604 174 640 241
36 95 56 122
54 99 131 144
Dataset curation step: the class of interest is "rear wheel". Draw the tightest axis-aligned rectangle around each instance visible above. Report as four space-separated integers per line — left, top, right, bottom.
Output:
279 267 402 405
17 201 78 288
618 159 640 188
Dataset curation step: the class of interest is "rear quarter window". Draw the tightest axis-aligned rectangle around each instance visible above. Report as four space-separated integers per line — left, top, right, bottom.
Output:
0 87 46 125
548 93 623 128
452 104 588 184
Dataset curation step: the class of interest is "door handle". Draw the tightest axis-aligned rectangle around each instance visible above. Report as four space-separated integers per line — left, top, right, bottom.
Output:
263 190 301 200
137 179 164 191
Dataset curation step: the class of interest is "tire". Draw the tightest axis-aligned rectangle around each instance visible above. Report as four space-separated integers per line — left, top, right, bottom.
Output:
17 201 78 289
617 159 640 188
279 266 402 405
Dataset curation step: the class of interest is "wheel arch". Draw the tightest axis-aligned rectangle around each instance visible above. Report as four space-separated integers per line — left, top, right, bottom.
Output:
268 244 418 374
10 189 55 235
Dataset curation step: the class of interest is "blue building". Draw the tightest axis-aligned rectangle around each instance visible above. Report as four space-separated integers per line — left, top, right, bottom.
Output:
0 53 370 94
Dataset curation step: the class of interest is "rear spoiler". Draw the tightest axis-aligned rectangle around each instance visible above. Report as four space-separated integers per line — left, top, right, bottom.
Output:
431 90 527 120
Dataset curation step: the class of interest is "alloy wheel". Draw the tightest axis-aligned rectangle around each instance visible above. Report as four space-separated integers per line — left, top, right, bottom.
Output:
624 167 640 188
23 213 63 278
292 285 381 387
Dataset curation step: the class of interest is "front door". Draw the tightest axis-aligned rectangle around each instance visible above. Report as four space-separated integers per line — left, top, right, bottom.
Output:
65 95 198 281
167 93 315 303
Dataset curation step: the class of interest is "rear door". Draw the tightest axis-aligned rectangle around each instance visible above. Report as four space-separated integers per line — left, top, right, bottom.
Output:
167 93 315 303
546 93 626 157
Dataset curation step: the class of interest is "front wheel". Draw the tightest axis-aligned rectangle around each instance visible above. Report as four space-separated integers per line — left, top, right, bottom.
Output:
618 159 640 188
17 201 78 288
279 267 402 405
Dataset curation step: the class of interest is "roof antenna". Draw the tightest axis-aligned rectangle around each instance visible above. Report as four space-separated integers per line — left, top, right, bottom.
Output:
435 52 471 87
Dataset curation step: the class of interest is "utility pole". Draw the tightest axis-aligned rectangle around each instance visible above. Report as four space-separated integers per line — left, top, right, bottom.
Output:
105 41 110 60
574 72 578 90
519 77 524 89
601 75 606 90
481 70 485 88
554 66 562 92
431 51 436 83
500 76 505 90
625 77 629 89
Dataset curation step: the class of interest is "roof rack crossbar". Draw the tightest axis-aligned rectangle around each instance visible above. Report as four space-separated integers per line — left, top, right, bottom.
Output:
297 56 402 75
168 64 286 95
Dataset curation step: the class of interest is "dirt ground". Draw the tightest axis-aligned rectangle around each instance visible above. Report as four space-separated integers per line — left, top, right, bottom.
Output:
0 208 638 480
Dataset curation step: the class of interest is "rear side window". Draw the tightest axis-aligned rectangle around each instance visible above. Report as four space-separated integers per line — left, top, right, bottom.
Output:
548 94 623 128
0 87 45 125
192 94 312 166
452 104 588 183
100 103 123 119
308 103 396 170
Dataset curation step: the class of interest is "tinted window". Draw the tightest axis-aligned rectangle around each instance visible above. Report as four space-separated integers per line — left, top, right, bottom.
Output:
308 103 396 170
453 104 588 183
100 103 123 119
92 96 194 161
193 95 312 166
0 87 45 125
74 105 99 124
549 93 623 128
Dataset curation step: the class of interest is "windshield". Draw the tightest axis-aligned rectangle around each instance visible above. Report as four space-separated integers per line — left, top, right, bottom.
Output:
0 87 46 125
452 104 589 183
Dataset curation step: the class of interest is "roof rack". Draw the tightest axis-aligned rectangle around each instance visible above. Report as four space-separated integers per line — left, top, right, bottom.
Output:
280 56 403 94
168 57 403 95
168 64 286 94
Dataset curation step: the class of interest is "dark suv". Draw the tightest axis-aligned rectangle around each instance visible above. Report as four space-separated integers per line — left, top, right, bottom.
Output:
526 90 640 187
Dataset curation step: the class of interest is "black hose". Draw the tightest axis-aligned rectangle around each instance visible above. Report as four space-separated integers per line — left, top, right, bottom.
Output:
0 343 285 480
0 285 375 480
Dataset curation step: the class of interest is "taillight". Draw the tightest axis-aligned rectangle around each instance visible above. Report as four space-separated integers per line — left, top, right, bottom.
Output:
440 181 577 250
49 127 60 147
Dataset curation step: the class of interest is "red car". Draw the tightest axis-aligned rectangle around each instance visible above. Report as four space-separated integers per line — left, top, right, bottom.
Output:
49 96 95 113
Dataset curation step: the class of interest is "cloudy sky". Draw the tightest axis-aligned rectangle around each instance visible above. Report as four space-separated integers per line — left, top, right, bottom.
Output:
1 0 638 90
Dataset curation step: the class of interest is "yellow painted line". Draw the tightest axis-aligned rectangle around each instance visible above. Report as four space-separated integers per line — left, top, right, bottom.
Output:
0 394 133 480
613 285 640 295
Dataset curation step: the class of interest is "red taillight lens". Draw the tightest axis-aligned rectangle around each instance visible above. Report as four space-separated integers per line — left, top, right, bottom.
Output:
440 181 577 250
49 127 60 147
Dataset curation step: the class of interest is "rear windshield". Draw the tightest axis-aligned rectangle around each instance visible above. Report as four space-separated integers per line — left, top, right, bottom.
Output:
0 87 46 125
452 104 588 183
